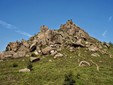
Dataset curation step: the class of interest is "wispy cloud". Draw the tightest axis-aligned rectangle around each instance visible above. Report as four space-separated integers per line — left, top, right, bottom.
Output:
108 16 112 22
0 20 17 29
102 30 107 37
16 30 32 37
0 20 32 37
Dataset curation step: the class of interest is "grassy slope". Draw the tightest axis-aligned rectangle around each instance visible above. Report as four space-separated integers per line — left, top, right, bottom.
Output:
0 47 113 85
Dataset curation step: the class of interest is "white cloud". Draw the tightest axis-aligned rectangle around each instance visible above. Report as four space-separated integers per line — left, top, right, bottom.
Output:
0 20 32 37
102 30 107 37
108 16 112 21
16 30 32 37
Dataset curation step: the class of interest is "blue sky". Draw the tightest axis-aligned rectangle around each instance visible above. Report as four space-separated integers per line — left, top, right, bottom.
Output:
0 0 113 51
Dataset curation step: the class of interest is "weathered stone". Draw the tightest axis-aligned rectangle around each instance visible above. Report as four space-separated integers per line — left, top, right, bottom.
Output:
13 51 25 58
69 47 75 52
30 57 40 62
4 51 14 59
37 32 47 46
21 40 29 48
85 41 90 45
18 45 29 52
42 46 54 55
0 52 4 60
71 40 84 48
54 53 63 59
100 49 107 54
49 59 52 62
6 42 20 52
50 50 57 56
38 32 45 40
75 39 84 47
91 53 100 57
45 30 53 41
67 26 79 36
79 61 90 67
19 68 30 72
88 45 98 52
33 51 39 55
78 30 89 39
50 44 57 48
30 43 37 52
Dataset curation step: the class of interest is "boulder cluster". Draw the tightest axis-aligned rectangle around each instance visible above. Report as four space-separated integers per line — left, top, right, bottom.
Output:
0 20 110 60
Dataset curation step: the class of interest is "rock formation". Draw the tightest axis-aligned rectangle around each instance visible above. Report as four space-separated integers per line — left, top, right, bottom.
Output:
0 20 110 60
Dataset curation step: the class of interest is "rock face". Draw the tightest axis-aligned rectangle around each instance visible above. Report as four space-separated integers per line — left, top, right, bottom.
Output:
0 20 110 60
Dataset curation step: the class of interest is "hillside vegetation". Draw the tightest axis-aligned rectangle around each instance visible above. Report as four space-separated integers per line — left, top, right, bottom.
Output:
0 46 113 85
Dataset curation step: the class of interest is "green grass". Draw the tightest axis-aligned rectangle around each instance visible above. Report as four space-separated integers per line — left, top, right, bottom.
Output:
0 48 113 85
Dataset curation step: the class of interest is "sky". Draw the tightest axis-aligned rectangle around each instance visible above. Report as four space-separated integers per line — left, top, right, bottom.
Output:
0 0 113 51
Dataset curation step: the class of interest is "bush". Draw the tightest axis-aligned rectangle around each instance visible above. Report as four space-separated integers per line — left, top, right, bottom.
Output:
109 41 113 47
27 62 33 70
12 63 18 67
63 72 76 85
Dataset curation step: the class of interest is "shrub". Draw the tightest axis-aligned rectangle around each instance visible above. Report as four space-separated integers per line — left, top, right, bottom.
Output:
12 63 18 67
27 62 33 70
63 72 76 85
109 41 113 47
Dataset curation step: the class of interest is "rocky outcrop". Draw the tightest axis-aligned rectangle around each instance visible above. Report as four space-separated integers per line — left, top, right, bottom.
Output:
6 41 20 52
13 51 26 58
0 20 110 60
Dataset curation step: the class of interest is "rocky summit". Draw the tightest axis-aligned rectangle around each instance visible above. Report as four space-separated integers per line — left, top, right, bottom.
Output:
0 20 111 60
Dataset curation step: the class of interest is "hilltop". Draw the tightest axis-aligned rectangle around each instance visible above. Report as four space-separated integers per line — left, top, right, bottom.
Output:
0 20 111 60
0 20 113 85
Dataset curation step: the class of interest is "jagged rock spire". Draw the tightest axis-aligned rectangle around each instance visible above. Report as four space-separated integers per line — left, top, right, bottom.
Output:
40 25 48 32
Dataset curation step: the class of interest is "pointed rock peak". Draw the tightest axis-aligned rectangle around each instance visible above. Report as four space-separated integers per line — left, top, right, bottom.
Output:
66 19 74 25
60 19 78 30
40 25 49 32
